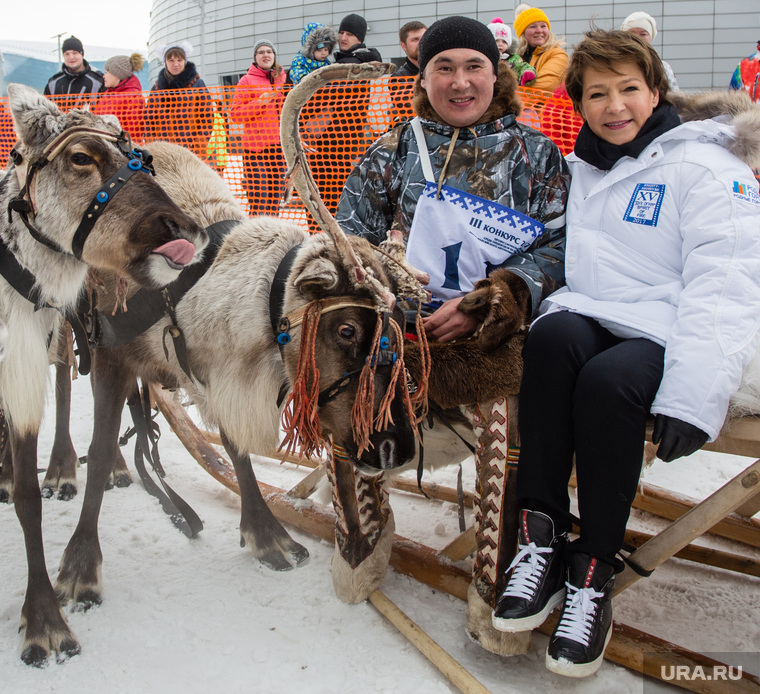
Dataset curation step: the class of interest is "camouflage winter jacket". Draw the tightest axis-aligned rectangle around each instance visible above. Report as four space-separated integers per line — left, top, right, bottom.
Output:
336 63 570 315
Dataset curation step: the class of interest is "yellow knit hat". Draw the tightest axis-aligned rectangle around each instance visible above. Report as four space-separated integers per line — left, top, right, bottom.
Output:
514 7 551 38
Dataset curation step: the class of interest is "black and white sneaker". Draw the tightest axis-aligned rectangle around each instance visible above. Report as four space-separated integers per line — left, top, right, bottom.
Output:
492 510 567 632
545 552 615 678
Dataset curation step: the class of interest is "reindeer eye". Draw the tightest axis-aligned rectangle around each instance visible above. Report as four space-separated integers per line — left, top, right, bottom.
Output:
338 324 356 340
71 152 94 166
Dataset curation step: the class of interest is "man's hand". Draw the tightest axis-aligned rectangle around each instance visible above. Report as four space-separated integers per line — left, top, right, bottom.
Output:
652 414 709 462
422 297 478 342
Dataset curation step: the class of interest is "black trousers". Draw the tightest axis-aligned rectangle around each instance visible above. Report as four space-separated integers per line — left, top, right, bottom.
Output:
516 311 665 568
242 146 286 216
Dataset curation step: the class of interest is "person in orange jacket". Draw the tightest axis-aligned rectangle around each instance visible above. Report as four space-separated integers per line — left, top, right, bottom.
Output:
514 6 568 93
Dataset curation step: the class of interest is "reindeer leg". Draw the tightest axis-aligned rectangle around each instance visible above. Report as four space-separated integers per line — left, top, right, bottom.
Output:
13 425 80 665
464 396 531 656
0 409 12 502
326 444 394 603
57 349 132 607
42 326 79 501
219 429 309 571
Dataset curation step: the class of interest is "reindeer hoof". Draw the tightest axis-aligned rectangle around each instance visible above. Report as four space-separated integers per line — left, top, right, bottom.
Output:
259 551 297 572
74 590 102 611
41 484 55 499
0 488 10 504
57 483 77 501
112 471 133 488
21 644 49 667
254 541 310 572
55 638 81 662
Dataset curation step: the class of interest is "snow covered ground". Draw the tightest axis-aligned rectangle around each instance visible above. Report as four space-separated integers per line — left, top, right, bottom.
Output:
2 370 759 693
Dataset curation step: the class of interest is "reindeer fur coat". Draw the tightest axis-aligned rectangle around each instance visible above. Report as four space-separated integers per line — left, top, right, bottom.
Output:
548 90 760 440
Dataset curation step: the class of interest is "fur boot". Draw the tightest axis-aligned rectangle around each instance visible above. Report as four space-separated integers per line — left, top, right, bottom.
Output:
464 396 531 655
327 443 394 603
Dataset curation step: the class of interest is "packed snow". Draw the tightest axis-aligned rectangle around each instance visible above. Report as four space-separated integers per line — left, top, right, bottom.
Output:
2 368 759 693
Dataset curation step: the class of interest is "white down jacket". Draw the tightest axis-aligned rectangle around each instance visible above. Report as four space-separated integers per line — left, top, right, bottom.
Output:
543 107 760 440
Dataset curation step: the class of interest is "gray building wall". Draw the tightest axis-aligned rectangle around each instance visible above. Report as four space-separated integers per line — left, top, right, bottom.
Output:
148 0 760 90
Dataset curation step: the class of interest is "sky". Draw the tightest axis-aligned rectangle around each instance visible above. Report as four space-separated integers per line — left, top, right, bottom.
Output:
4 0 154 51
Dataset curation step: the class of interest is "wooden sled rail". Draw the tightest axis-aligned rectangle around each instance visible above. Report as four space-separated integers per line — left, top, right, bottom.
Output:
153 388 760 694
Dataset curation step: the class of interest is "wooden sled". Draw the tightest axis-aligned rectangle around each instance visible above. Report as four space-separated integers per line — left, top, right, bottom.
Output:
152 386 760 694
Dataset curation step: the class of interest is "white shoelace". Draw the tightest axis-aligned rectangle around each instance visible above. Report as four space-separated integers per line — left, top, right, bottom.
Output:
553 582 605 647
501 541 554 600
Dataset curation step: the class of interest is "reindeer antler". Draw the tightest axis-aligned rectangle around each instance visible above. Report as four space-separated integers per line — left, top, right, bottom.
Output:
280 63 427 309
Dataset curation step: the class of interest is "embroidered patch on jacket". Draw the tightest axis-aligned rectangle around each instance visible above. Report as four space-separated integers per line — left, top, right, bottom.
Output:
623 183 666 226
731 181 760 206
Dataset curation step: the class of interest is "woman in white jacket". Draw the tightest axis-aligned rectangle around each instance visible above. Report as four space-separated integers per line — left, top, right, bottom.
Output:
490 29 760 678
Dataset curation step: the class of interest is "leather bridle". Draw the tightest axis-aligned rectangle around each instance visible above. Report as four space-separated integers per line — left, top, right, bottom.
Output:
7 127 155 259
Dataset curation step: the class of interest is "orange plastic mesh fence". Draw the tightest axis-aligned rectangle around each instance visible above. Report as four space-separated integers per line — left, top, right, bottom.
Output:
0 79 583 227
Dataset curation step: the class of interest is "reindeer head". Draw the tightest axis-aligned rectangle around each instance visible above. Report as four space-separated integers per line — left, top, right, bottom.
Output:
277 62 432 475
5 84 207 289
278 233 418 474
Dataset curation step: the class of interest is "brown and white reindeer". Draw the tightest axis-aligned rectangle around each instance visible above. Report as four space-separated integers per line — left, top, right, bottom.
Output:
0 84 207 665
49 62 430 655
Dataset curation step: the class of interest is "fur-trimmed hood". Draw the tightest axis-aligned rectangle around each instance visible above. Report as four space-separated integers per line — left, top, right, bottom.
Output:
670 90 760 170
412 61 521 128
300 24 337 58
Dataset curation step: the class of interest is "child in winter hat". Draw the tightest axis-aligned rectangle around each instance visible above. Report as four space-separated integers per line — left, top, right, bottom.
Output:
487 17 536 86
289 22 337 84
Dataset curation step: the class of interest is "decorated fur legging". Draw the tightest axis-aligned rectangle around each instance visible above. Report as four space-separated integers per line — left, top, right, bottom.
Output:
517 311 665 569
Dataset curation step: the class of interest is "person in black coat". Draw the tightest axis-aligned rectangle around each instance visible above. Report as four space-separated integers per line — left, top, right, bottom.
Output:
44 36 104 97
334 14 382 63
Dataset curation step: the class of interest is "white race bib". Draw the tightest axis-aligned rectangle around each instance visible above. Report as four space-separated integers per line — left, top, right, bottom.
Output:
406 118 545 300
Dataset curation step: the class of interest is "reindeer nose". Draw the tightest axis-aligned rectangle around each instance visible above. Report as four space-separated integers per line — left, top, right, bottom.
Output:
378 437 398 470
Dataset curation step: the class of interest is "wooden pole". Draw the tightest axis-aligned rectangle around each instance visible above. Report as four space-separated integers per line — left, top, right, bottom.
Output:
368 590 492 694
615 459 760 593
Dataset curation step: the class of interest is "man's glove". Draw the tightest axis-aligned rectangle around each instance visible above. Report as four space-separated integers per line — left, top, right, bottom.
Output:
652 414 709 462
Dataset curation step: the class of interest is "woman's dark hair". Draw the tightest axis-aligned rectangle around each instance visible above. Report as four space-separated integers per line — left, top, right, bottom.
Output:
164 47 187 63
564 29 670 111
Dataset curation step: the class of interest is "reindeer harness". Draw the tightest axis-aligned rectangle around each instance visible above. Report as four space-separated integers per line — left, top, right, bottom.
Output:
7 127 154 259
268 244 399 409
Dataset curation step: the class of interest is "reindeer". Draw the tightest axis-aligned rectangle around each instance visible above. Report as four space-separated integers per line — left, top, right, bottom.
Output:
1 84 207 665
47 63 430 658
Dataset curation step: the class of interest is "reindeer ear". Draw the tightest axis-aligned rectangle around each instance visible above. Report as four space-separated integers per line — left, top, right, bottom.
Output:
7 83 63 149
293 257 340 297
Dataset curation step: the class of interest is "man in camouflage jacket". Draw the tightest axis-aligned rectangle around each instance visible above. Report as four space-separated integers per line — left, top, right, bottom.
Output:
330 17 571 658
336 18 569 343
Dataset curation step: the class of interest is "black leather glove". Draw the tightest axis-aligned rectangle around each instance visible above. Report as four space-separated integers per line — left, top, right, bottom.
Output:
651 414 709 463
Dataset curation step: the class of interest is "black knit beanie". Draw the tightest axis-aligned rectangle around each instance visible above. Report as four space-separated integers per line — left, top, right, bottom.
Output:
418 16 500 75
62 36 84 54
339 14 367 43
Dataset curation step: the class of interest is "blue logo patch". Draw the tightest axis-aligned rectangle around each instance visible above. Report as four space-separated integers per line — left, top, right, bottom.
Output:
732 181 760 206
623 183 666 227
